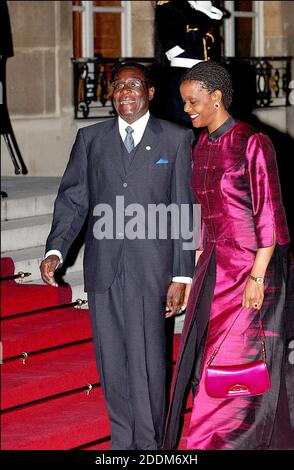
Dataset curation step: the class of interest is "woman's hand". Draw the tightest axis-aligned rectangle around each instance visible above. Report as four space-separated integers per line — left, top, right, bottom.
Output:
242 277 264 309
243 233 276 310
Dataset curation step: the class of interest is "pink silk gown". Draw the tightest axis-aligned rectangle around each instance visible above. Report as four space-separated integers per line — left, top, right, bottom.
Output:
163 117 293 450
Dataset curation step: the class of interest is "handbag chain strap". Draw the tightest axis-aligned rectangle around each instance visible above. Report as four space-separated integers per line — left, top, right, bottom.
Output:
207 307 266 367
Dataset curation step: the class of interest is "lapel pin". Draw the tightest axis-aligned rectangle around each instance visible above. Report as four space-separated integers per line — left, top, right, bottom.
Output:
146 145 151 151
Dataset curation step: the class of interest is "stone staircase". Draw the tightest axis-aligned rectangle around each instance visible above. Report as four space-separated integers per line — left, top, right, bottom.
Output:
1 176 186 332
1 177 86 303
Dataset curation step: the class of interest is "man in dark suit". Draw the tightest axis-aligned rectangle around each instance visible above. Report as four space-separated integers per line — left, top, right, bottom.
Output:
40 63 195 450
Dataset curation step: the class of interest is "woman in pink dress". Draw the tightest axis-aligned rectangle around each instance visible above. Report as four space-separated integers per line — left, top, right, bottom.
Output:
163 61 293 450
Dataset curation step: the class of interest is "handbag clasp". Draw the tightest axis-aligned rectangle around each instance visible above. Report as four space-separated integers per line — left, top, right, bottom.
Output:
228 384 250 395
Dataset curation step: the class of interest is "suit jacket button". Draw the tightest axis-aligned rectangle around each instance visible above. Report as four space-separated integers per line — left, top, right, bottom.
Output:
123 182 128 188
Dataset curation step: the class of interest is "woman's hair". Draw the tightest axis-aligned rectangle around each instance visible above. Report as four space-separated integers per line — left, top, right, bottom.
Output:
180 61 233 108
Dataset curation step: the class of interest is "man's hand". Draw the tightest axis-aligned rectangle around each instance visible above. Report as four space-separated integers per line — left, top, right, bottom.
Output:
40 255 60 287
165 282 186 318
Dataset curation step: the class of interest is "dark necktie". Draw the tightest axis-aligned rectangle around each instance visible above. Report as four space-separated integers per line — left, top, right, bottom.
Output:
124 126 135 153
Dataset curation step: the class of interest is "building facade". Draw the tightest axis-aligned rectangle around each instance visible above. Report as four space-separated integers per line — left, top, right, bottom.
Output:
2 0 294 176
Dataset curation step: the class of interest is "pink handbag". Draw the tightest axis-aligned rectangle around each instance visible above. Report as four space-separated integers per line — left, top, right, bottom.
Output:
205 309 271 398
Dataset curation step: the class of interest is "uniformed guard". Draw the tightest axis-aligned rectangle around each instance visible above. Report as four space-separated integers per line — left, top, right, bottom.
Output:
153 1 223 126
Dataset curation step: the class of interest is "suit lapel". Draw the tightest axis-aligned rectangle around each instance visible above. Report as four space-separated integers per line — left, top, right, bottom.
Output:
96 115 163 180
98 118 126 180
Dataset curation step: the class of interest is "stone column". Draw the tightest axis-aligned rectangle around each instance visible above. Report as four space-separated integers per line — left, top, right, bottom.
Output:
3 1 75 176
131 1 154 57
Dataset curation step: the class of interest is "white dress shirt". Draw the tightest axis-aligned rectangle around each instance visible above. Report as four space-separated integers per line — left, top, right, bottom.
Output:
118 110 150 147
45 110 191 284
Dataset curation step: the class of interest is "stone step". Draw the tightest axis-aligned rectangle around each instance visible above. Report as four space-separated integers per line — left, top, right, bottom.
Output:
175 314 185 334
1 214 53 252
1 245 84 281
1 193 56 222
31 270 88 306
1 177 60 221
61 271 88 304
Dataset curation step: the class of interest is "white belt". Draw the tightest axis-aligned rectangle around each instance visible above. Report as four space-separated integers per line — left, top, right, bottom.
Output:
165 45 185 61
170 57 203 68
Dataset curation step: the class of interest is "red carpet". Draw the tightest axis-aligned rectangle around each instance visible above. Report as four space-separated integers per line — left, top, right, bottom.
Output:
2 389 110 450
1 282 72 317
1 257 191 450
2 342 99 409
0 257 15 277
2 307 92 359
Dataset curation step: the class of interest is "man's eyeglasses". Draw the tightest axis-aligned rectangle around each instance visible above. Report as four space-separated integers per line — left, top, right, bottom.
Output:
111 79 147 91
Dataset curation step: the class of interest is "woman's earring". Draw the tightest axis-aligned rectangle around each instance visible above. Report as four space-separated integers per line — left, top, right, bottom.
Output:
214 102 220 109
